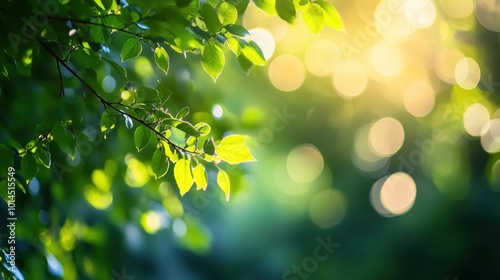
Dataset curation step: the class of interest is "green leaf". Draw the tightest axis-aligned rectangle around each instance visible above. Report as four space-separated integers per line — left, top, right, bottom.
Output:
199 2 222 33
216 134 256 164
203 138 216 155
134 126 151 152
217 169 230 201
176 121 201 137
152 148 170 179
226 37 240 55
253 0 277 14
35 147 51 168
103 58 127 78
218 2 238 25
225 24 250 37
162 141 180 163
195 122 211 136
275 0 296 24
174 158 194 196
135 86 158 103
154 46 170 75
303 2 324 33
21 154 38 180
192 163 208 190
201 39 225 82
0 147 13 175
316 0 344 30
53 122 77 158
100 111 116 134
176 107 190 119
121 37 142 61
238 39 267 66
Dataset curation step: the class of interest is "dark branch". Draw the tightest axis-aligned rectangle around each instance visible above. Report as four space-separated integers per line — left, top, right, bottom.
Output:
37 38 198 155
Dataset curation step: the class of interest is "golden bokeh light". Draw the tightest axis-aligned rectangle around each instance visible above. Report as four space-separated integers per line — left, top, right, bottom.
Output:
440 0 474 18
371 42 405 77
463 103 490 137
380 172 417 215
305 39 342 77
434 48 465 84
490 160 500 192
268 55 306 92
480 119 500 153
370 176 394 217
287 144 324 183
247 28 276 61
309 189 347 228
404 0 437 28
375 0 415 42
403 81 435 117
332 60 368 98
353 125 389 173
455 57 481 90
369 117 405 157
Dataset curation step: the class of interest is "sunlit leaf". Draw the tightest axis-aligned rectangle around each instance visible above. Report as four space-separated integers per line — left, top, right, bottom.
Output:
100 111 116 135
238 39 267 66
154 46 170 75
174 158 194 196
53 122 77 158
303 2 324 33
225 24 250 37
134 126 151 151
217 169 230 201
163 141 180 163
152 148 170 179
316 0 344 30
176 107 190 119
195 122 211 136
135 86 158 103
216 134 256 164
103 58 127 78
253 0 277 14
201 39 225 81
35 147 51 168
21 154 38 180
275 0 296 24
121 37 142 61
226 37 240 55
192 163 208 190
218 2 238 25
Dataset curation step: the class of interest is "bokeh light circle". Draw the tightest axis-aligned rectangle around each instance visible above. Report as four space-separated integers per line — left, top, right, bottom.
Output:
332 60 368 98
369 118 405 157
268 55 305 92
463 103 490 137
287 144 324 183
455 57 481 90
380 172 417 215
403 82 435 117
309 189 347 228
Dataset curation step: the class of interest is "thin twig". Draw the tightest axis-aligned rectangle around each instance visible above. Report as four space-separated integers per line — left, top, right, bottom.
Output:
56 61 65 98
48 16 143 38
37 38 197 155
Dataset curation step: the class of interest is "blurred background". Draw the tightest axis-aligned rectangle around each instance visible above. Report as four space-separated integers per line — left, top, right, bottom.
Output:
2 0 500 279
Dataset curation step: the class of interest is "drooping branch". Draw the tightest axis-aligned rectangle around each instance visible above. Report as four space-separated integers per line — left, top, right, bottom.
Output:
37 38 198 155
48 16 143 38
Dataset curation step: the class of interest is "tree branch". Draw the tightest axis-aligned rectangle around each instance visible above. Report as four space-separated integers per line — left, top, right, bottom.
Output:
48 16 144 38
37 38 198 156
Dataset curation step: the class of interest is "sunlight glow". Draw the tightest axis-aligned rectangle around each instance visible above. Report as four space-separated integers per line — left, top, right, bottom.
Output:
309 189 346 228
475 0 500 32
481 119 500 153
403 81 435 117
380 172 417 215
332 60 368 98
404 0 437 28
435 48 465 84
369 118 405 157
287 144 324 183
268 55 305 92
455 57 481 90
463 103 490 137
212 104 224 119
305 39 342 77
247 28 276 60
371 42 405 77
440 0 474 18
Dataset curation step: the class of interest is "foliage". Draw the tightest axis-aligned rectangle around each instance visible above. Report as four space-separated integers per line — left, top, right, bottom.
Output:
0 0 343 279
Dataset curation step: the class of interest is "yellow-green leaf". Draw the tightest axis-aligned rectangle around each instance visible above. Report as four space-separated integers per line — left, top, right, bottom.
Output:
215 134 256 164
316 0 344 30
218 2 238 25
217 169 230 201
276 0 296 24
303 2 324 33
154 46 170 75
239 39 267 66
162 142 179 163
174 158 194 196
192 164 208 190
100 111 116 134
201 39 225 82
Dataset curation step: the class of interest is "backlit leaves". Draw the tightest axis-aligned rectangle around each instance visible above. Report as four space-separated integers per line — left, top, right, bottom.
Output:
134 126 151 152
303 2 324 33
121 37 142 61
215 135 255 164
152 148 170 179
316 0 344 30
217 169 230 201
201 39 225 81
174 158 194 196
276 0 296 24
218 2 238 25
192 164 208 190
154 46 170 75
